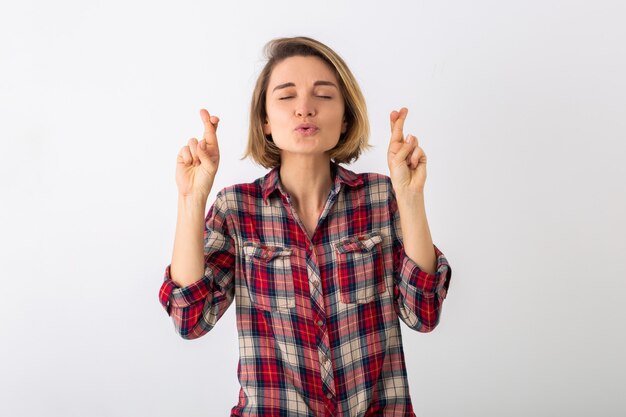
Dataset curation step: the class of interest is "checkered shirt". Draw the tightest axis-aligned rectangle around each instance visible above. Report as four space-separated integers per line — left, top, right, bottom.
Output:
159 162 452 417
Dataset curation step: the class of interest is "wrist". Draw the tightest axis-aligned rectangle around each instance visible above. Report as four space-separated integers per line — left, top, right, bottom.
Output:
178 193 209 210
394 187 425 201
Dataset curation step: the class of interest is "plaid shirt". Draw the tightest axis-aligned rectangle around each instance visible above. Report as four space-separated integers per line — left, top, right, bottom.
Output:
159 162 452 417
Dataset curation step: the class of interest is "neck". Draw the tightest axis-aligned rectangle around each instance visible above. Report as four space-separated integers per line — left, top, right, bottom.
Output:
278 155 333 213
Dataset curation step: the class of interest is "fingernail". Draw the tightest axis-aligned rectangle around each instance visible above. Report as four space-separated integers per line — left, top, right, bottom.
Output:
200 141 206 149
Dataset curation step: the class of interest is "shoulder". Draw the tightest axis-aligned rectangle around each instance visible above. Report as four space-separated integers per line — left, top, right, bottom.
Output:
217 179 262 198
212 174 267 210
358 171 392 187
336 163 391 189
337 165 394 207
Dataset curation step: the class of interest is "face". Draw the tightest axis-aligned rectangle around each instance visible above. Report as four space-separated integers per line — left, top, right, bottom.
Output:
263 55 347 160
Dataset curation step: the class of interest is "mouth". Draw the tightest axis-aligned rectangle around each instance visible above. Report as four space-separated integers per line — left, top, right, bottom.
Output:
295 124 319 136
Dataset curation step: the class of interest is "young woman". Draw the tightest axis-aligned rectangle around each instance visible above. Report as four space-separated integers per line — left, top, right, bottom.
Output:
159 36 452 417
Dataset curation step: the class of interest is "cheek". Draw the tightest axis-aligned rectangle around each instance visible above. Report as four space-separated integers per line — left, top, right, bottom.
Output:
266 106 291 127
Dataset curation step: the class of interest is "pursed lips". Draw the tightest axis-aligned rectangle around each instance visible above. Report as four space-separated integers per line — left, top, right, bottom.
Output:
295 123 319 135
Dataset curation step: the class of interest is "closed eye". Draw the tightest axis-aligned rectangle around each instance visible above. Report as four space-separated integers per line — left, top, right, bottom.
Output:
279 96 294 100
317 96 332 99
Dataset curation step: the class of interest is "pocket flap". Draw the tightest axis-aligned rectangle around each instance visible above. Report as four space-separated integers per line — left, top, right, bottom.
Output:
243 242 292 261
334 232 383 254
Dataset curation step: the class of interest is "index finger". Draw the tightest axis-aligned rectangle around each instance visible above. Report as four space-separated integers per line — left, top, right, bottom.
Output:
390 107 408 143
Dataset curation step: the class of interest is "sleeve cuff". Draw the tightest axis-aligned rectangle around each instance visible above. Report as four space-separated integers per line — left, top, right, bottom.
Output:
158 264 213 315
398 245 451 299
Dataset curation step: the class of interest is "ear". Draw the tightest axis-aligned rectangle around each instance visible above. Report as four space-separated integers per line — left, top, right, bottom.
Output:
263 119 271 135
341 119 348 134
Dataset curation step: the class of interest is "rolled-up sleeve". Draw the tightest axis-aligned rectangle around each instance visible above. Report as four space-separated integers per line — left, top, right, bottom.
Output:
396 245 451 300
158 191 236 339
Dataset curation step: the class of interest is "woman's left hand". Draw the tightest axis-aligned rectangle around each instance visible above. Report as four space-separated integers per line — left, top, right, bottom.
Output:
387 107 427 194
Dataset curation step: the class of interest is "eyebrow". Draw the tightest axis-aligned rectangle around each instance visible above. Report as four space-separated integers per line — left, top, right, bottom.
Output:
272 80 338 93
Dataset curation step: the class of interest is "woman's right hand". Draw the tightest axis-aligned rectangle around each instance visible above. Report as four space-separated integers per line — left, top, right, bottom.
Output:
176 109 220 199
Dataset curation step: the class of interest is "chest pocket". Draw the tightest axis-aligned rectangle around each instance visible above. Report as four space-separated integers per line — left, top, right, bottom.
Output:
334 232 386 304
243 242 295 312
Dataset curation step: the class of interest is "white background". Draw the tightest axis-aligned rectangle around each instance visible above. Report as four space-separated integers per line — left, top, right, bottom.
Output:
1 1 625 416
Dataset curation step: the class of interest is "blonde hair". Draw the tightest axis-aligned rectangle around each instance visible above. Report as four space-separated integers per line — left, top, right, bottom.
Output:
243 36 370 169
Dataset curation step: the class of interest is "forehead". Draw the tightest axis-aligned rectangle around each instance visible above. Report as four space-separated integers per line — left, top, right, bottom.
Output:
268 55 339 87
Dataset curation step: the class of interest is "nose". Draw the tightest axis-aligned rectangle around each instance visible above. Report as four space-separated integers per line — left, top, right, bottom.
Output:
295 97 316 117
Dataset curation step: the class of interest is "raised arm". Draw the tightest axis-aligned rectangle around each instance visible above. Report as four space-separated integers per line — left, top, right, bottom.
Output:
158 109 236 340
387 107 451 332
171 109 221 287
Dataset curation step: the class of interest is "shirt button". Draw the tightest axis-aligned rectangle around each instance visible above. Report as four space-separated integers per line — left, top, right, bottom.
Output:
313 280 320 288
316 320 323 327
322 355 329 364
326 392 333 399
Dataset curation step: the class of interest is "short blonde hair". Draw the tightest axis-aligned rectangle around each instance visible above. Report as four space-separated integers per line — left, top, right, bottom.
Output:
243 36 371 169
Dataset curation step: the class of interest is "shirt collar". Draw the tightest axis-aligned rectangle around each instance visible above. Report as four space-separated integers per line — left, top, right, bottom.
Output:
261 161 364 204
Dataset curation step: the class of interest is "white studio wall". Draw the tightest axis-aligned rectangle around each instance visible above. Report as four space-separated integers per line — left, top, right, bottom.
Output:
1 1 625 416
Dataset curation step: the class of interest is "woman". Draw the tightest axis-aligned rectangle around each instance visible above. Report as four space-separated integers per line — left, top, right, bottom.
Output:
159 36 452 417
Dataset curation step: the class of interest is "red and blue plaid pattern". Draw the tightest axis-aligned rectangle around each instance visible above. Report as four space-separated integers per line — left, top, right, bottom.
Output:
159 162 452 416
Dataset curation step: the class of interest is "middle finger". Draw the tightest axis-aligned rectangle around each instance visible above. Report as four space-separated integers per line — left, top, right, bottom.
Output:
187 138 199 164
